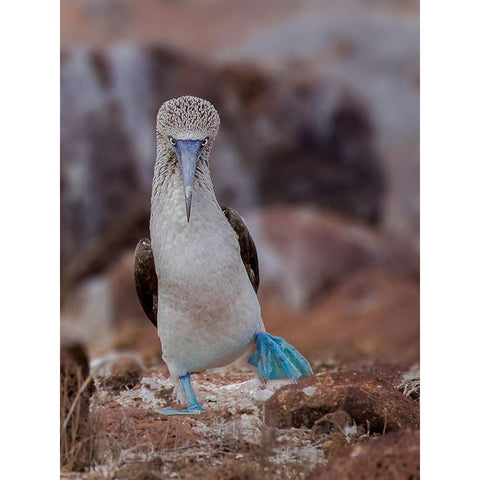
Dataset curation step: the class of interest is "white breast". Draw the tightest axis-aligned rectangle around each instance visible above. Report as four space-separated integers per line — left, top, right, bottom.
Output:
150 171 261 378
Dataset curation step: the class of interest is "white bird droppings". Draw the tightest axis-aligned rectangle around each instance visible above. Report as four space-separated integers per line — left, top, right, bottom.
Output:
253 389 274 403
302 386 317 397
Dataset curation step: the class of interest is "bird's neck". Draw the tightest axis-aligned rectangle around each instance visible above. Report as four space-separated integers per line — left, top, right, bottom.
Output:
151 147 220 221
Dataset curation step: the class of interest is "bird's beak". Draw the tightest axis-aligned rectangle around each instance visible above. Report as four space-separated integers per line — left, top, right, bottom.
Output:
174 140 203 223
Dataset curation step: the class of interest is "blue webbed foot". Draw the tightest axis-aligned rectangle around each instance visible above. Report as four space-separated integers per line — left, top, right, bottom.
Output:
248 332 313 381
158 406 205 416
158 372 206 416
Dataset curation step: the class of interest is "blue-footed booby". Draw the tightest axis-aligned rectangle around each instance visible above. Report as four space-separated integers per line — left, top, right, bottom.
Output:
134 96 312 415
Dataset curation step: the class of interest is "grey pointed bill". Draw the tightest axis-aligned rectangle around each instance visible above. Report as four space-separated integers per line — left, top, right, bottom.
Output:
173 139 203 222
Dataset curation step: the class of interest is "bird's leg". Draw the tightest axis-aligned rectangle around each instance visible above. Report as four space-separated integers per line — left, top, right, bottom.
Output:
158 372 205 416
248 332 313 382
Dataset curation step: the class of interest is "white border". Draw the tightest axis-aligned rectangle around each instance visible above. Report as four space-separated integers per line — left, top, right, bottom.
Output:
1 1 59 477
421 0 480 477
3 0 480 476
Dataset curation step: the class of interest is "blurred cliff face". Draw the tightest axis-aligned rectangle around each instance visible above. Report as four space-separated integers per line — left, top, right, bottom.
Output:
61 46 385 268
61 0 420 257
61 0 419 362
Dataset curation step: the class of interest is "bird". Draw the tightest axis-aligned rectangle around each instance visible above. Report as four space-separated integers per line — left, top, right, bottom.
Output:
134 96 312 415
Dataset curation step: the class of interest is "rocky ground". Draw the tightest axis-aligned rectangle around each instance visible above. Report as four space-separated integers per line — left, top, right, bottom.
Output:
60 2 419 477
60 205 419 478
61 344 419 479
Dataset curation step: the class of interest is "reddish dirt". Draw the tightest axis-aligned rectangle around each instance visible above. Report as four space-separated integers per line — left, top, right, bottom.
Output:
61 348 419 478
254 207 418 308
307 428 420 480
113 457 164 480
92 404 207 456
264 370 419 432
262 268 419 366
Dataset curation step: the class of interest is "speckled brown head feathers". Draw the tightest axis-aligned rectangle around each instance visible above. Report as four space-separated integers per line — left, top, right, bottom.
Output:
156 96 220 142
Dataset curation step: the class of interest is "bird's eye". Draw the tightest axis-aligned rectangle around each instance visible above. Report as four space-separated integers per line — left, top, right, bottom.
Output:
169 137 177 147
202 137 209 147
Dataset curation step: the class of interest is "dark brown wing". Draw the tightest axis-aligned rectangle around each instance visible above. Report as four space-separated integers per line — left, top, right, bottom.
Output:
134 238 158 327
222 207 260 293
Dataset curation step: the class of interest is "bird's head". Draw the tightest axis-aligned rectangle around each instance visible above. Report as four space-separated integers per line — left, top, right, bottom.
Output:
156 96 220 222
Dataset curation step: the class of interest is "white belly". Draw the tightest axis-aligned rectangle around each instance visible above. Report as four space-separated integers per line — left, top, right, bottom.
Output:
157 293 260 378
150 182 261 378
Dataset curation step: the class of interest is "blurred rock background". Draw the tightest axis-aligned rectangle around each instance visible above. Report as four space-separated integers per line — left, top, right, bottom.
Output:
60 0 419 369
60 1 420 477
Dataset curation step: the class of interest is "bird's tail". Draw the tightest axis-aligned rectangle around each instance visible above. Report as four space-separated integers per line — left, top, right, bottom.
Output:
247 332 313 381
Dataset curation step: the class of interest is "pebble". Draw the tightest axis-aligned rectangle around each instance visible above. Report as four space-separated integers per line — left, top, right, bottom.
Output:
253 389 274 403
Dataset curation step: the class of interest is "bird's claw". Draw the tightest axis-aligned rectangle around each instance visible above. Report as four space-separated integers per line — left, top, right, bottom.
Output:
158 406 205 416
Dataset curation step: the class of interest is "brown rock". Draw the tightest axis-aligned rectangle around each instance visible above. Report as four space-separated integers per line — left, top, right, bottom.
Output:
249 207 418 309
311 410 363 459
101 356 143 392
218 63 385 224
311 410 353 437
115 457 164 480
322 433 350 459
308 429 420 480
264 370 419 432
